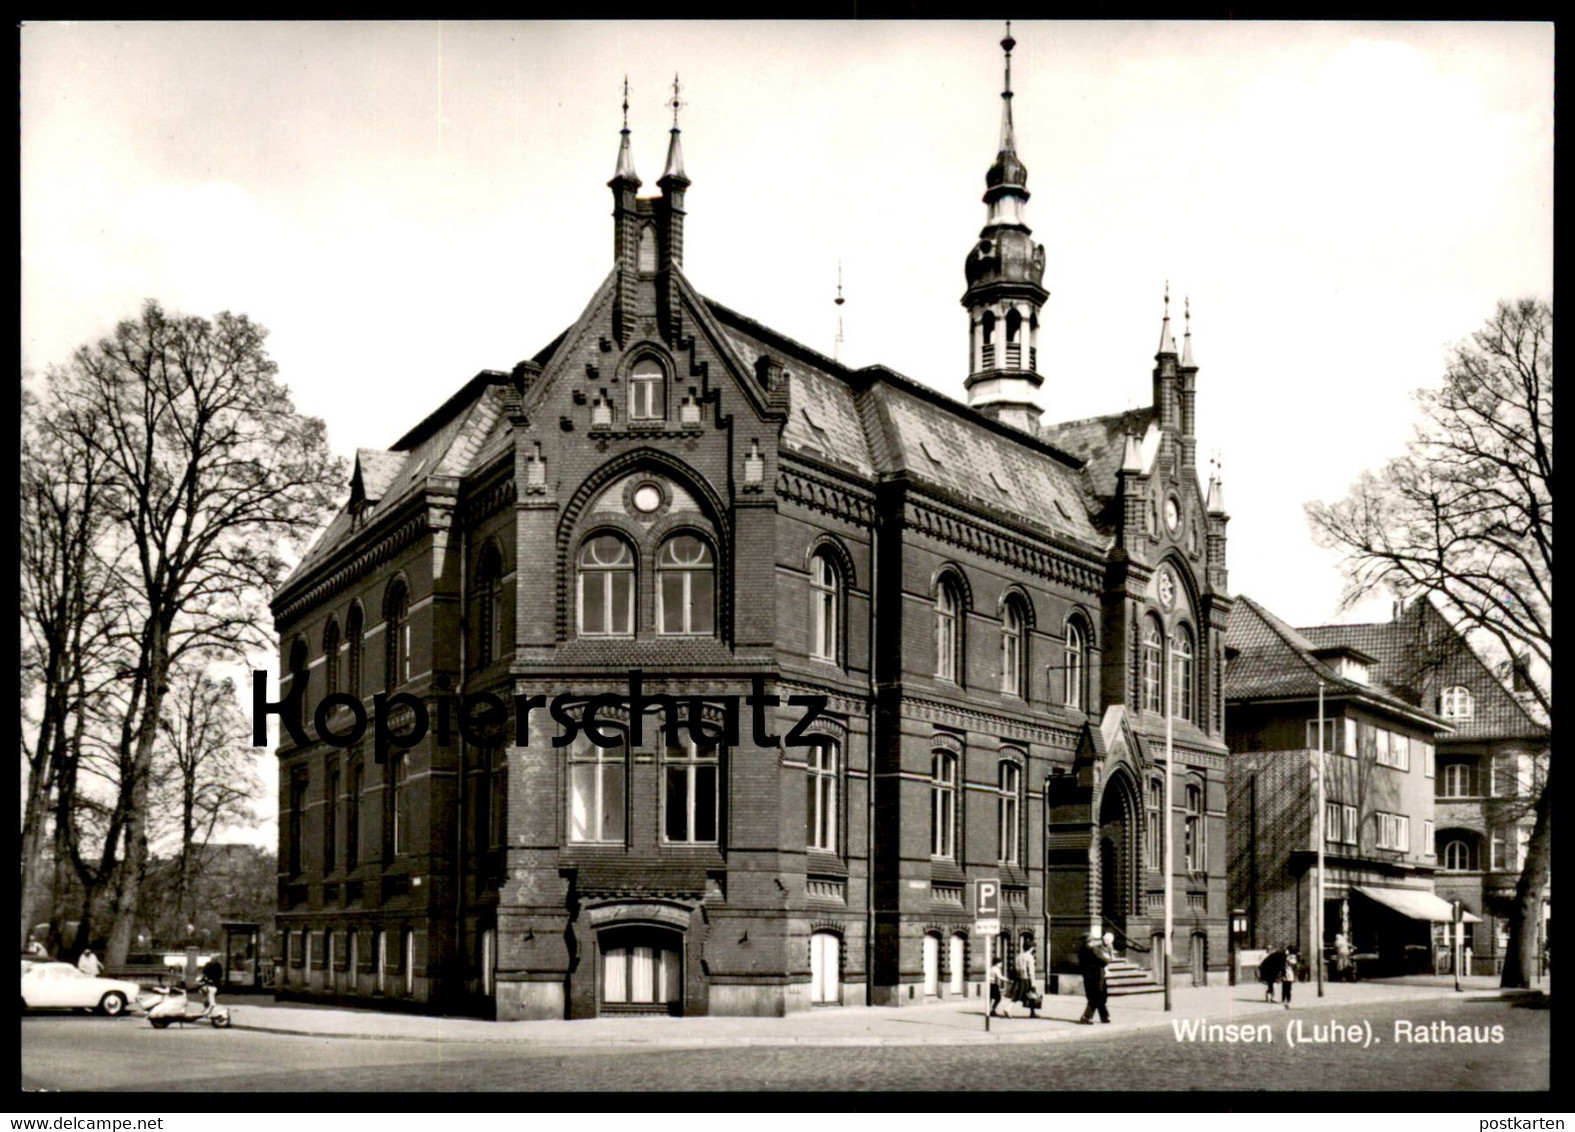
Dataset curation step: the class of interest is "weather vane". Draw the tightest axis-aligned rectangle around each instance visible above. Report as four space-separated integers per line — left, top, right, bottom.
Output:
669 74 683 128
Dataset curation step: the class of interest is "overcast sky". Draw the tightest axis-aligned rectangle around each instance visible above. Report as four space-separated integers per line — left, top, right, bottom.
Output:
21 21 1552 840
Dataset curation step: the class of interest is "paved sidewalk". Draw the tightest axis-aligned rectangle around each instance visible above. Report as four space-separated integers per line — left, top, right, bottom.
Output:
225 976 1543 1047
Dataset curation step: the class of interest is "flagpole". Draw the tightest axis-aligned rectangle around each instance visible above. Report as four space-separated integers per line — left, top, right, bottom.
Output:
1164 660 1174 1012
1316 680 1326 998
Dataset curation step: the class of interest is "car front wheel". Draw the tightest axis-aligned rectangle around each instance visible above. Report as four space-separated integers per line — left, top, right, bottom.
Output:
98 992 127 1017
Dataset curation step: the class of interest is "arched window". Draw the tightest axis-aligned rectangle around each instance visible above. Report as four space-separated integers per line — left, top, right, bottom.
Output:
345 604 364 699
1064 619 1086 710
935 577 962 683
403 928 415 996
1440 686 1474 720
322 618 340 698
638 222 657 273
931 750 958 858
578 534 635 637
629 358 666 421
384 581 410 691
475 542 503 668
807 738 838 853
809 550 840 662
1143 616 1165 714
1440 762 1476 798
1001 597 1026 698
996 759 1021 864
1170 624 1195 723
1004 308 1022 368
1184 782 1206 872
657 534 715 636
1442 837 1476 871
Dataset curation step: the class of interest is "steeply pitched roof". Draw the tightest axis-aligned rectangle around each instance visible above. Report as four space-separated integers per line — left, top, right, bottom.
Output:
1225 595 1446 729
1299 602 1546 743
1039 406 1156 505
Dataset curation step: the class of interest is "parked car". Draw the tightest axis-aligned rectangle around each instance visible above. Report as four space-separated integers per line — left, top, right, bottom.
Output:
21 960 142 1016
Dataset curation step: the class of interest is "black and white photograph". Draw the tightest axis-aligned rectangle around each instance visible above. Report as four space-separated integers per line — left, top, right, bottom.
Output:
19 19 1552 1106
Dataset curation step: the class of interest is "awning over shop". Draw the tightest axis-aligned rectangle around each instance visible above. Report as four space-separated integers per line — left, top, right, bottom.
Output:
1353 885 1482 923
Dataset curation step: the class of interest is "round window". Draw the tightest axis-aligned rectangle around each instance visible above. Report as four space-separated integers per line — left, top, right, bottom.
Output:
632 483 663 514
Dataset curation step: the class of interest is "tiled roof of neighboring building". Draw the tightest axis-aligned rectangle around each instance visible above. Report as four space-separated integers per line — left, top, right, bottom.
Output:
1225 595 1445 728
1299 602 1546 743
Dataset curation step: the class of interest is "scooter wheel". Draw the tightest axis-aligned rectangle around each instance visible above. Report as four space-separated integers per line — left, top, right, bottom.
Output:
210 1015 230 1028
150 1017 171 1029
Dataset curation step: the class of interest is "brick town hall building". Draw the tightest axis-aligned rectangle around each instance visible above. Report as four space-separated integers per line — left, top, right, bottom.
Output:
271 32 1235 1019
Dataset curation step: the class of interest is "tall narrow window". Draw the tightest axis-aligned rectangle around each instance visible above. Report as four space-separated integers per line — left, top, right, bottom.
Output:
809 551 840 662
1064 620 1086 709
403 929 415 996
996 760 1021 864
345 604 364 699
324 761 339 873
1143 616 1165 715
322 619 340 699
1184 783 1206 871
663 735 719 843
568 729 627 844
288 638 309 736
806 739 838 853
1145 777 1163 869
1170 625 1194 723
1001 598 1026 698
384 581 410 691
629 358 666 420
930 750 957 858
487 747 508 850
578 535 635 637
391 751 411 858
288 767 308 876
656 534 715 636
345 756 362 870
935 579 961 682
475 543 503 668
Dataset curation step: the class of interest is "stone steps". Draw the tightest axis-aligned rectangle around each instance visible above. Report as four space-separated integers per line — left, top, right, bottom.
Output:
1105 958 1163 996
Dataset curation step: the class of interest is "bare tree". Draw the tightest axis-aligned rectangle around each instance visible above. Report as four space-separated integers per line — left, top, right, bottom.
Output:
37 300 345 964
1307 297 1551 988
150 663 259 936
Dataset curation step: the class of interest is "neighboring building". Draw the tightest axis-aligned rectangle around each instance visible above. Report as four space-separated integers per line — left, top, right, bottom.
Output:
270 31 1234 1019
1299 600 1550 976
1224 596 1462 977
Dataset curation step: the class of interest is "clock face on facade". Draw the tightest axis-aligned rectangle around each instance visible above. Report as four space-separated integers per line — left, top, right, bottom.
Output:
1157 567 1177 609
1164 496 1181 533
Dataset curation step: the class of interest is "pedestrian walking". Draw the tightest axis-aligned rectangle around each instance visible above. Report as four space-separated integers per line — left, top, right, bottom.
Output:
1281 946 1299 1008
1077 932 1113 1024
1334 933 1353 982
988 955 1007 1017
76 948 102 977
1016 939 1039 1018
1257 947 1285 1002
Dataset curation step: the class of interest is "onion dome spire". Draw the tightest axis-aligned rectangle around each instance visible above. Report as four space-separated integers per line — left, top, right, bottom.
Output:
661 73 688 185
985 21 1029 201
1157 281 1178 355
612 76 639 185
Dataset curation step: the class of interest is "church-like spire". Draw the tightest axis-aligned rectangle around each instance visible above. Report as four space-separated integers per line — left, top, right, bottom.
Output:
1181 296 1196 366
1157 282 1178 356
985 21 1029 207
1206 454 1228 515
661 73 688 185
613 76 639 185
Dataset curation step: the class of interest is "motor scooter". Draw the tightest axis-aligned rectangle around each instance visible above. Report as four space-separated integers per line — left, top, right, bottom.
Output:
139 982 231 1028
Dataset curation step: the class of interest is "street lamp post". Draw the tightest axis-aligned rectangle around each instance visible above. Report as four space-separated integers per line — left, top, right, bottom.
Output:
1163 657 1174 1013
1316 681 1325 998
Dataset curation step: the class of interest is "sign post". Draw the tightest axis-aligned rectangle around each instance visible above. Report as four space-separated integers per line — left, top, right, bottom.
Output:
1452 900 1463 992
976 879 1000 1031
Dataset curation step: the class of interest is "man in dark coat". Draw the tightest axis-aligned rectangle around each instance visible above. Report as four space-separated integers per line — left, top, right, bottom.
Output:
1257 948 1286 1002
1077 933 1113 1023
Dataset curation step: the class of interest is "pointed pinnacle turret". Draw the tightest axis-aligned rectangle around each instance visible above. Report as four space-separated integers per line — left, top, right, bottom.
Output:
1121 429 1145 473
1181 295 1196 367
985 21 1028 198
661 73 688 185
1206 453 1228 514
1157 282 1178 355
612 76 640 185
